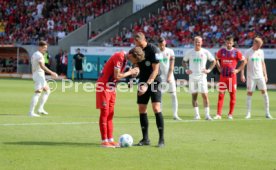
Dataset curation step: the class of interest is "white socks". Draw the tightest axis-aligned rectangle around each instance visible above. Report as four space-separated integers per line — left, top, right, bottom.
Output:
194 107 199 116
30 93 41 113
263 93 270 114
246 95 252 115
171 92 178 117
38 90 50 111
204 107 210 117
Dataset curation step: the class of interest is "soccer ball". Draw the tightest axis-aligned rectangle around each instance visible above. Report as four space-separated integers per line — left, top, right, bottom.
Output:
119 134 133 147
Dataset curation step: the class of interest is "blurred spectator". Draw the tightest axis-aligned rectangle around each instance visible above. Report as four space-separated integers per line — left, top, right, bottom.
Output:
44 51 51 69
108 0 275 48
61 50 68 76
1 0 126 45
55 49 63 75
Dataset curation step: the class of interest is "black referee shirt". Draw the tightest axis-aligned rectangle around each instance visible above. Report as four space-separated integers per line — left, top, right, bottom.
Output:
137 43 161 83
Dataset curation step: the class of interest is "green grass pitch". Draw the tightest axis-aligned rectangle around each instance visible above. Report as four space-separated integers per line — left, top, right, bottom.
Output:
0 79 275 170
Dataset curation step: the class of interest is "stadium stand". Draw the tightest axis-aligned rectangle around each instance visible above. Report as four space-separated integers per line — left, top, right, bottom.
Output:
0 0 126 45
108 0 275 48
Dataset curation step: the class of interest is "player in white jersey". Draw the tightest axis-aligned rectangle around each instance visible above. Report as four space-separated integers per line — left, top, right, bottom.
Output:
241 37 272 119
158 37 181 120
28 41 58 117
182 36 216 120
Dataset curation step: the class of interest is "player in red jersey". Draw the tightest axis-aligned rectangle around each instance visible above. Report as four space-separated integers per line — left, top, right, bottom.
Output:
96 47 144 148
214 36 245 120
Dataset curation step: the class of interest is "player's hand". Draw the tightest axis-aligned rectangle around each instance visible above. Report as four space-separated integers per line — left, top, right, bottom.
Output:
138 84 148 96
185 69 192 75
51 72 58 78
265 75 268 83
241 75 246 83
130 67 140 77
202 69 211 74
167 77 172 83
232 69 239 74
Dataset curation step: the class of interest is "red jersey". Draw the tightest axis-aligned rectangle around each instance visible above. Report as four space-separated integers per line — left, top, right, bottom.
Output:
217 48 243 78
97 51 127 87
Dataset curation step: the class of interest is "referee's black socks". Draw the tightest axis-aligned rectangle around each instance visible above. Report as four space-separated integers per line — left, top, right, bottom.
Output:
139 113 149 140
155 112 164 141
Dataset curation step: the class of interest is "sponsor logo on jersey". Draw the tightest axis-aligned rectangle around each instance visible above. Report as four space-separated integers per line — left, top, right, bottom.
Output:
159 58 168 63
251 58 260 62
193 58 202 63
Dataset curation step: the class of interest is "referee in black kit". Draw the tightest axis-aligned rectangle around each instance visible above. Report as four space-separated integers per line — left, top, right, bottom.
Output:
134 32 164 147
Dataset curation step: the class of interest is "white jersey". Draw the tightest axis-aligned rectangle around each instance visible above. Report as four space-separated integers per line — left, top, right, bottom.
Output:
159 47 175 81
245 48 264 79
183 48 214 79
31 51 45 75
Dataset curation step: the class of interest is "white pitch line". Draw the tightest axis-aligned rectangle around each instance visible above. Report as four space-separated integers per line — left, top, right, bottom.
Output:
0 118 274 126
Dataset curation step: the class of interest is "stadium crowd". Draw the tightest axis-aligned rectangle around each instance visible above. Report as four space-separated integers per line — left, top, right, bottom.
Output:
0 0 126 45
109 0 276 48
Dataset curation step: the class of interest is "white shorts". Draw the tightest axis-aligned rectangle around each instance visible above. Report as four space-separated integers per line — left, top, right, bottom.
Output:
189 78 208 94
247 77 267 92
160 80 177 93
33 73 48 91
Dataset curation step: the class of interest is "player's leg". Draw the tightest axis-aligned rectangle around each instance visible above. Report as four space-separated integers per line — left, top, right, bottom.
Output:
97 90 114 148
192 93 200 119
29 75 44 117
246 92 253 119
76 70 80 80
137 104 150 145
202 93 212 120
152 102 164 147
107 91 119 147
151 84 164 147
168 81 181 120
137 89 150 146
190 78 200 119
29 91 41 117
228 77 237 119
38 82 51 115
200 78 212 120
215 78 227 119
80 69 83 80
228 91 236 119
245 78 255 119
257 78 272 118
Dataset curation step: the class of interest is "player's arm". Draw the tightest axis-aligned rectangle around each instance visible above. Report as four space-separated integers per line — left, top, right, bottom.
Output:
182 60 192 75
114 67 139 81
147 63 159 85
167 55 175 82
138 63 159 96
38 61 58 78
182 52 192 75
233 59 245 74
262 60 268 82
240 58 248 82
203 59 216 74
215 56 222 73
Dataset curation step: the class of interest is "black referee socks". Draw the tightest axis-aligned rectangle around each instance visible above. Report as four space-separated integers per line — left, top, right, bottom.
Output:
155 112 164 141
139 113 149 140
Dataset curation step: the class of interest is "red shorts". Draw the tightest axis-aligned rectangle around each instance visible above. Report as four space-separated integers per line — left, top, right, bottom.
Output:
218 76 237 93
96 89 116 109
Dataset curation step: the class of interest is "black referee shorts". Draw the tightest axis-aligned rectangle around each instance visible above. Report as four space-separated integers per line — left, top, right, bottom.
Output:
75 64 83 71
137 82 162 104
